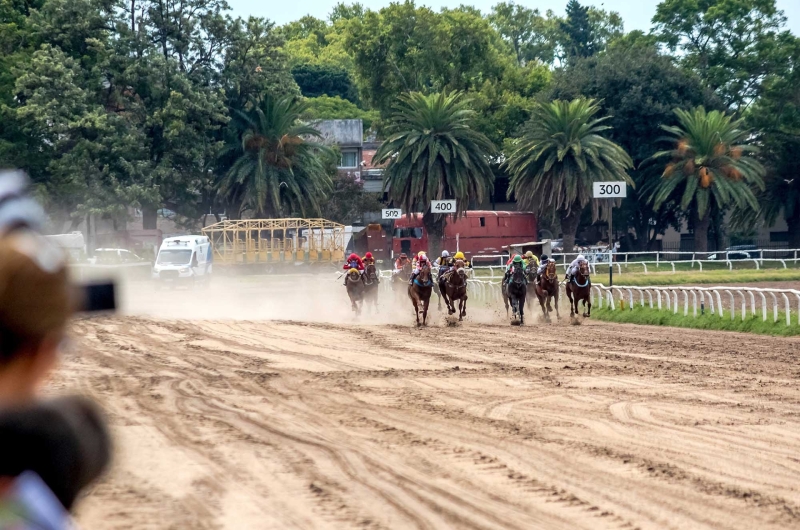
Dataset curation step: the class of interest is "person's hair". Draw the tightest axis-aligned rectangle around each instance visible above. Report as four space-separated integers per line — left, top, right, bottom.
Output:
0 396 112 510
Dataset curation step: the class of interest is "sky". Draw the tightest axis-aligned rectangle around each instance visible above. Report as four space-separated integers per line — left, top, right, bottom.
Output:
227 0 800 35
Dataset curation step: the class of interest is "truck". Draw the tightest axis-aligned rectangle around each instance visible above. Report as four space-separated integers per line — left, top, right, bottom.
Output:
392 211 537 259
152 236 212 287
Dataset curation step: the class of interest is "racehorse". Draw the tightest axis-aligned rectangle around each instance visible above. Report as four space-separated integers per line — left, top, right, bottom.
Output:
344 268 365 315
440 259 468 321
408 261 433 326
363 262 380 314
533 260 560 322
501 265 527 325
565 260 592 318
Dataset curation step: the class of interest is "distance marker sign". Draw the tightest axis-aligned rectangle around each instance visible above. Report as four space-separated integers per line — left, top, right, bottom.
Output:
431 200 456 213
382 208 402 219
592 182 627 198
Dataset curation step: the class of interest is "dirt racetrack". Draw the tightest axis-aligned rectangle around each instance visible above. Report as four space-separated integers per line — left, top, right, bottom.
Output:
52 278 800 529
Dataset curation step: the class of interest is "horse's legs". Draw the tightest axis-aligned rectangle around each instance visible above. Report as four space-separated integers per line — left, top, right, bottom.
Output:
422 296 429 326
565 286 575 317
585 295 592 317
538 292 549 321
519 294 525 325
462 294 467 317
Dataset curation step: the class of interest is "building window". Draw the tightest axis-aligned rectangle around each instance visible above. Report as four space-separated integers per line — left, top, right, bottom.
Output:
340 150 358 168
479 217 486 227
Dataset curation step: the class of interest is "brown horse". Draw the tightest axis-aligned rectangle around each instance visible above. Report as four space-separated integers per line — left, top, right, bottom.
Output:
565 260 592 318
363 262 379 314
408 262 433 326
440 259 468 320
344 268 365 315
534 260 560 322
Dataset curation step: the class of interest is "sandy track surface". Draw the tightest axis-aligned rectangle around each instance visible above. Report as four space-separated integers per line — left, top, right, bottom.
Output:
55 312 800 529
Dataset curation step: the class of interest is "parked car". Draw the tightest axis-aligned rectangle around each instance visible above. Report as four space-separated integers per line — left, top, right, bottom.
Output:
708 247 759 261
88 248 145 265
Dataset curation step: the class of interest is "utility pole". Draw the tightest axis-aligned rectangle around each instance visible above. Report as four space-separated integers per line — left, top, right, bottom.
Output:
608 204 613 287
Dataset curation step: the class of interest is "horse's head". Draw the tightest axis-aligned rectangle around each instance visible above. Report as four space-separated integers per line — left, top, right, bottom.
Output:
346 267 361 282
454 259 465 270
545 260 557 281
365 263 377 279
578 260 590 277
418 261 431 281
511 266 526 284
402 260 412 273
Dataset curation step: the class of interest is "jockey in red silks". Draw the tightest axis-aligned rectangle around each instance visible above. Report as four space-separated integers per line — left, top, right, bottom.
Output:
343 253 365 285
409 253 431 285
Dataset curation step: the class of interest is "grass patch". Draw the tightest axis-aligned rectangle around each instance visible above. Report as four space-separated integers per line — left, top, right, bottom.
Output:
592 306 800 336
588 268 800 286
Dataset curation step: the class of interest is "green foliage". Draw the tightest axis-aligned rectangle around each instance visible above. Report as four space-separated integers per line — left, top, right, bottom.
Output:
319 173 383 225
650 108 765 220
301 95 379 131
592 306 800 337
653 0 794 108
375 91 495 254
489 2 560 65
549 44 719 250
292 63 358 102
376 91 496 213
345 2 511 115
505 98 633 249
742 36 800 246
219 96 333 218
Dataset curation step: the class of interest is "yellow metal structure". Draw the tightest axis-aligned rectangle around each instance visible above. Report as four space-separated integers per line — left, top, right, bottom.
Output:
201 218 346 265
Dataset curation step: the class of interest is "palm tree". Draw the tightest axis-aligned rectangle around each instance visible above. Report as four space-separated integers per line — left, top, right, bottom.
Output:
219 96 333 218
505 98 633 253
649 107 765 254
374 91 496 257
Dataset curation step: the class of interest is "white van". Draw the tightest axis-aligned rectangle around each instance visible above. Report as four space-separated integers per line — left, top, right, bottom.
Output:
152 236 212 287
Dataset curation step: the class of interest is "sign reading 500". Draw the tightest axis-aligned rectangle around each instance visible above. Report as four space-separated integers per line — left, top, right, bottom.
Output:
431 200 456 213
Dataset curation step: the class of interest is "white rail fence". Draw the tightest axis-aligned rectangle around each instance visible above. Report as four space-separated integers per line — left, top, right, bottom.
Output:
471 249 800 276
592 283 800 326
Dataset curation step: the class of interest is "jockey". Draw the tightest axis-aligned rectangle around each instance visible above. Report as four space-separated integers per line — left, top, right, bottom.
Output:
343 252 364 285
566 254 588 281
409 253 431 284
523 251 539 269
362 252 378 282
536 254 551 283
394 253 410 271
504 254 527 284
435 249 450 269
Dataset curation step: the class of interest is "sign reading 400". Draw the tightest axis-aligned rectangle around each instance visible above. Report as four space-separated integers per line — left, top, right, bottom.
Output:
431 199 456 213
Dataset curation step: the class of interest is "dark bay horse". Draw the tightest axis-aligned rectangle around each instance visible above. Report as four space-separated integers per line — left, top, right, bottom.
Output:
565 260 592 318
534 260 560 322
501 265 527 325
345 268 365 315
363 262 380 313
408 262 433 326
440 259 468 320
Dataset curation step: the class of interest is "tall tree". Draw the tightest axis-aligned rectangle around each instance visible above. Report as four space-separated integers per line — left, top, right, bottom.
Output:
374 91 496 257
560 0 596 60
488 2 559 66
649 107 765 254
505 98 633 253
741 36 800 246
219 96 333 218
548 44 720 250
653 0 794 109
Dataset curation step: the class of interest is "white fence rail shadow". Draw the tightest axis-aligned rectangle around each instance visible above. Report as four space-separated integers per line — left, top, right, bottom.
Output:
591 283 800 326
